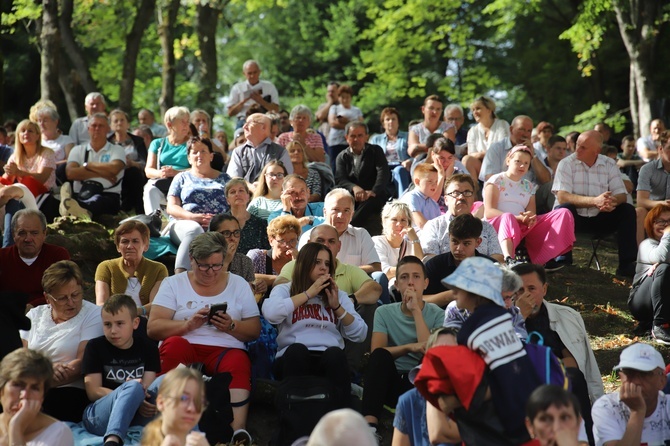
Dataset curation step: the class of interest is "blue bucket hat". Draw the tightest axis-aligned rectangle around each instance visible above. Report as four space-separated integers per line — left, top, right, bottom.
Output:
441 257 504 307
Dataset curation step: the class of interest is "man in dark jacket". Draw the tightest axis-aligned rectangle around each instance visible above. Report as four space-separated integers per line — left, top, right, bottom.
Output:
335 121 390 235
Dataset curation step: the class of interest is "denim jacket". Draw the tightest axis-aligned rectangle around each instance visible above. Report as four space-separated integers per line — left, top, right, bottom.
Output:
369 131 410 162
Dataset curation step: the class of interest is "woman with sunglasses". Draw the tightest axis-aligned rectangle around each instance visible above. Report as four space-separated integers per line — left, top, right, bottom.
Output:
149 232 260 445
167 136 231 274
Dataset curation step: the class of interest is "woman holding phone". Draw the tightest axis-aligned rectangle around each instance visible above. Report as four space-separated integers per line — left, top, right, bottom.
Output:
262 242 367 408
148 232 260 445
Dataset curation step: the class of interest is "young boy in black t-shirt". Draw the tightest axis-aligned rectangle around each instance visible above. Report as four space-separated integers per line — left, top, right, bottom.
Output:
82 294 161 446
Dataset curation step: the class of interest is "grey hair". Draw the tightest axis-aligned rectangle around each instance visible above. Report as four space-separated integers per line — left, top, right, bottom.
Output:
324 188 355 208
381 201 412 238
444 104 464 117
344 120 368 136
11 209 47 235
191 109 211 126
85 92 106 106
500 267 523 294
164 106 191 126
306 409 377 446
243 59 260 71
188 232 228 261
36 107 60 122
90 112 109 124
289 104 313 122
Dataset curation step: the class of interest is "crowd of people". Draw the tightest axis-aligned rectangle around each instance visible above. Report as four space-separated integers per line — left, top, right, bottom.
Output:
1 58 670 446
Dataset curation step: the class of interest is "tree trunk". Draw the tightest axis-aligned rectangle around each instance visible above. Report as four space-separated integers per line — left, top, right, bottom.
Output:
157 0 181 116
59 0 97 118
118 0 157 113
195 1 222 113
39 0 61 102
58 56 81 123
629 64 639 138
612 0 661 137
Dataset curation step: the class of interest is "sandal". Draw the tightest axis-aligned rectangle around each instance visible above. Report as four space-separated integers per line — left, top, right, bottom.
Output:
231 428 252 446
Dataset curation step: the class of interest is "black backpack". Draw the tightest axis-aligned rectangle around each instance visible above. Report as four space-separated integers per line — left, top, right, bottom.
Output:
272 375 339 446
197 370 234 445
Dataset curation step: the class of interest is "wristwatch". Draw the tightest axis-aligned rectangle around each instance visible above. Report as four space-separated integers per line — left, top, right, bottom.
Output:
229 321 236 332
83 162 89 170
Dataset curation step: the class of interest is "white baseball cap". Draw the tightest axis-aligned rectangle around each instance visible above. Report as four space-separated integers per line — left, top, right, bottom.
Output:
614 343 665 372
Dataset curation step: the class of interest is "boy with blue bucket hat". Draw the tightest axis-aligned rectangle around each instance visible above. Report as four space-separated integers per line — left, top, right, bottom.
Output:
441 257 542 444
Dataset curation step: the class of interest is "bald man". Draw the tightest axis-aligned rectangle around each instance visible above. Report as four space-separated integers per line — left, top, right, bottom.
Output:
552 130 637 277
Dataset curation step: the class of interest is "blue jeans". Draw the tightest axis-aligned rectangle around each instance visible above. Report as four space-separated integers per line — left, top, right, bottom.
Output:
371 271 390 305
390 164 411 198
83 375 163 440
2 199 25 248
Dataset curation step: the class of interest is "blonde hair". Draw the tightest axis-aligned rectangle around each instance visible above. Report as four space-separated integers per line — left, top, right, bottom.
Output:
286 140 309 169
14 119 44 168
164 106 191 127
29 100 58 123
381 201 412 238
470 96 497 119
141 368 207 446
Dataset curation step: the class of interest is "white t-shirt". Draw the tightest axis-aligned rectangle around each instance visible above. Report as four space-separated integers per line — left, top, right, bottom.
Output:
485 172 537 215
327 104 363 146
29 421 74 446
372 235 400 274
466 119 510 154
592 391 670 446
67 142 126 194
152 272 259 350
42 134 74 163
20 300 103 389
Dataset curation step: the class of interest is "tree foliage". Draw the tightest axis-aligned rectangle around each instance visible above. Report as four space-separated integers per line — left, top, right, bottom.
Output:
1 0 669 138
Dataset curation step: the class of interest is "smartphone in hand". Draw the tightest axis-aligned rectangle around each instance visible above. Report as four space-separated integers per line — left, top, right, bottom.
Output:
208 303 228 324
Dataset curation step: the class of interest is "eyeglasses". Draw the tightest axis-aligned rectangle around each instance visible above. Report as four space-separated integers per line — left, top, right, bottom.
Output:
166 394 207 411
446 190 474 198
265 173 285 180
654 219 670 226
619 368 662 380
219 229 241 239
194 260 225 272
47 291 83 304
275 238 297 247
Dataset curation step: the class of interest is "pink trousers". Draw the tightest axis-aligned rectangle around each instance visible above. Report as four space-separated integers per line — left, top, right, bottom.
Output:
487 208 575 265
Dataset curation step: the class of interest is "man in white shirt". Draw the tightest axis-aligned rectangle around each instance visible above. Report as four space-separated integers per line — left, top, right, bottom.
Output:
591 343 670 446
63 114 125 218
552 130 637 277
226 60 279 128
419 174 503 262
